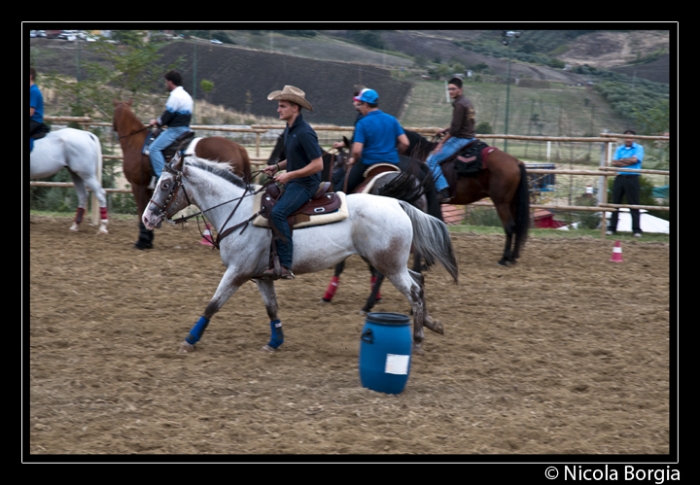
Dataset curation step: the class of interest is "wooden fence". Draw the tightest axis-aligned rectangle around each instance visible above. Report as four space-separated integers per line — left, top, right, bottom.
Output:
31 117 669 237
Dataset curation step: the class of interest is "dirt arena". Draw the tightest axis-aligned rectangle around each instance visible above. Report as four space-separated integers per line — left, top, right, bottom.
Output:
27 215 671 458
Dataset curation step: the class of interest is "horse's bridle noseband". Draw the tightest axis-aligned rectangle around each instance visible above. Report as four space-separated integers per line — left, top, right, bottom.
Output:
147 160 191 219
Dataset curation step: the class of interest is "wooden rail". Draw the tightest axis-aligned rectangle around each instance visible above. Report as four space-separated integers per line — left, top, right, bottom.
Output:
32 119 670 235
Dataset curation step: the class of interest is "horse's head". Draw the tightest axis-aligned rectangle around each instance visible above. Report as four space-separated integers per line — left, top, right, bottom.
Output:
142 153 191 230
112 98 141 135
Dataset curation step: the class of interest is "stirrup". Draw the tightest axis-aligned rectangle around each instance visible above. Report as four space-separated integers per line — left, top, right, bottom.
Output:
147 176 157 190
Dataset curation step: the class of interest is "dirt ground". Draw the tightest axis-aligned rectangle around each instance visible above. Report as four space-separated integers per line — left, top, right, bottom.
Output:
27 215 672 459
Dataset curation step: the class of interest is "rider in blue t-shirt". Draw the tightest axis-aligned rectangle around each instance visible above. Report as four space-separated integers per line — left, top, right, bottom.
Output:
339 88 409 194
30 67 45 150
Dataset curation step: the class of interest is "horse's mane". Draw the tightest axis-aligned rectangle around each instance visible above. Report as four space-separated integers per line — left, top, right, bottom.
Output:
187 157 248 190
114 101 144 128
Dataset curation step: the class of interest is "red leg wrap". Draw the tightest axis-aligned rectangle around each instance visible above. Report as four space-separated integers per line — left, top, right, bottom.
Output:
371 276 382 301
323 276 340 301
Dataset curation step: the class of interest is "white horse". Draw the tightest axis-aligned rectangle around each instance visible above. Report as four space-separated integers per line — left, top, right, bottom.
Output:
30 128 109 233
142 155 459 354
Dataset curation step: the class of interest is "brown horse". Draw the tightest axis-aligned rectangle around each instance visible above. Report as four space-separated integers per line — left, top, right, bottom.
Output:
112 99 251 249
405 130 530 266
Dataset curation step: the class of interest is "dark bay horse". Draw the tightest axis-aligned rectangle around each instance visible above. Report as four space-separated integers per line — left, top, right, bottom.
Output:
112 99 251 249
405 130 530 266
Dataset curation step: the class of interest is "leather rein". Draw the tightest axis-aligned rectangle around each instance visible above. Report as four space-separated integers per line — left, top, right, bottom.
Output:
150 159 266 250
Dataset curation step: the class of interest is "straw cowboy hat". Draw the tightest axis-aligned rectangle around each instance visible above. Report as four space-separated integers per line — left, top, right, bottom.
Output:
267 85 314 112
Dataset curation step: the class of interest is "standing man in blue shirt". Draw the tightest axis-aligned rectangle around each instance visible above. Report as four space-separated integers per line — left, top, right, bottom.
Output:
147 70 193 189
339 88 409 195
261 85 323 280
29 67 45 150
607 129 645 237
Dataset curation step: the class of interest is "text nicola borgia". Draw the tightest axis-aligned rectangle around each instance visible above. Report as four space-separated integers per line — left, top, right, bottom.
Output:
564 466 679 484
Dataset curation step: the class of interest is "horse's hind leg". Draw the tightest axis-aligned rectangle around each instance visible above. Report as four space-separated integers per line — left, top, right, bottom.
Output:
81 175 109 234
179 268 245 353
253 279 284 352
361 272 384 315
494 202 516 265
409 270 444 335
385 270 426 353
67 170 88 232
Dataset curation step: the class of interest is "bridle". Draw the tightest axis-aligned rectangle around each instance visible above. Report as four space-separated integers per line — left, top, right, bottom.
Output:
118 126 149 140
149 157 266 249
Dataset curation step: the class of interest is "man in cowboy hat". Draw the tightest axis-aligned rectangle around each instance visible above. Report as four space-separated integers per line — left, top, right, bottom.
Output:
338 88 410 195
261 85 323 279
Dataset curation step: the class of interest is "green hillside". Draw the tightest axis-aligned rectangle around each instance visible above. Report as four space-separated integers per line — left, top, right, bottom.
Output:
401 79 628 137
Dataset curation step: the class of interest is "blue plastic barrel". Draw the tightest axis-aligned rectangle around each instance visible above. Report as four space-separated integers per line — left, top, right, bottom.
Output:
358 312 412 394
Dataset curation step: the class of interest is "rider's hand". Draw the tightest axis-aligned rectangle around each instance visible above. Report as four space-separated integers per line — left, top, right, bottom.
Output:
262 164 278 177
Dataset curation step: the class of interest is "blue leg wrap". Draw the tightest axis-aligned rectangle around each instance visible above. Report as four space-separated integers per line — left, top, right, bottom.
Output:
267 319 284 349
186 316 210 345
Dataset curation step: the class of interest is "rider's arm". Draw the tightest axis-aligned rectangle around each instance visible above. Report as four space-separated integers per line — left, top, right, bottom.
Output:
283 156 323 181
397 133 410 155
30 107 35 117
349 141 363 165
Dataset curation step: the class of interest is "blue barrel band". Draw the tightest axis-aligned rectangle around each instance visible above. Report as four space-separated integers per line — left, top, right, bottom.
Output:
365 312 410 326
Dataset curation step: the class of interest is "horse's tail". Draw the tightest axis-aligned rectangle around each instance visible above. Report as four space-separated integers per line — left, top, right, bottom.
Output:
91 132 103 184
398 200 458 283
515 163 530 249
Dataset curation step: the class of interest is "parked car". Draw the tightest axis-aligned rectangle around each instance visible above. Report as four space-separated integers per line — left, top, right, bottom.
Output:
37 30 47 37
210 39 223 45
30 30 36 38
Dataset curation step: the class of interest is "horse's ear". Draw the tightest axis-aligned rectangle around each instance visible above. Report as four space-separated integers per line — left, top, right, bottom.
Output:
127 98 133 106
171 153 185 171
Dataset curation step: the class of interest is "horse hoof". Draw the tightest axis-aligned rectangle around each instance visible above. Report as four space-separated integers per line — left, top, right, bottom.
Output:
179 341 195 353
412 343 424 355
134 241 153 250
359 309 368 316
69 224 79 232
318 298 331 304
261 344 278 352
424 316 444 334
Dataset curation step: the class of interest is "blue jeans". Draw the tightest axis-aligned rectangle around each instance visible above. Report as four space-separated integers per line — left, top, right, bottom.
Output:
426 136 474 191
270 182 318 269
149 126 191 177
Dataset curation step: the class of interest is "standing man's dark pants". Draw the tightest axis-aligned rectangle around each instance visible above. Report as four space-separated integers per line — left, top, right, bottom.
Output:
608 174 641 234
270 182 318 270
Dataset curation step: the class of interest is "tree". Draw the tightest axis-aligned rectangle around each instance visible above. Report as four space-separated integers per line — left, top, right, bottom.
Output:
351 30 384 49
413 54 428 69
200 79 214 103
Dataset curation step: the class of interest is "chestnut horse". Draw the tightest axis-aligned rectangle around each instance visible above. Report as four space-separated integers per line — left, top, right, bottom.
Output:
112 99 251 249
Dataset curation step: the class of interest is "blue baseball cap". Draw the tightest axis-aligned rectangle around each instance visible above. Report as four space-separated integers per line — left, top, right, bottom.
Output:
354 88 379 104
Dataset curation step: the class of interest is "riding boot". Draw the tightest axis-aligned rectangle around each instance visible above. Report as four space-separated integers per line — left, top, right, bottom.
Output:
438 187 452 203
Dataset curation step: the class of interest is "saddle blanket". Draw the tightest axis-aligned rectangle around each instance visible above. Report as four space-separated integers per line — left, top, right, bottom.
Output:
252 189 349 229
